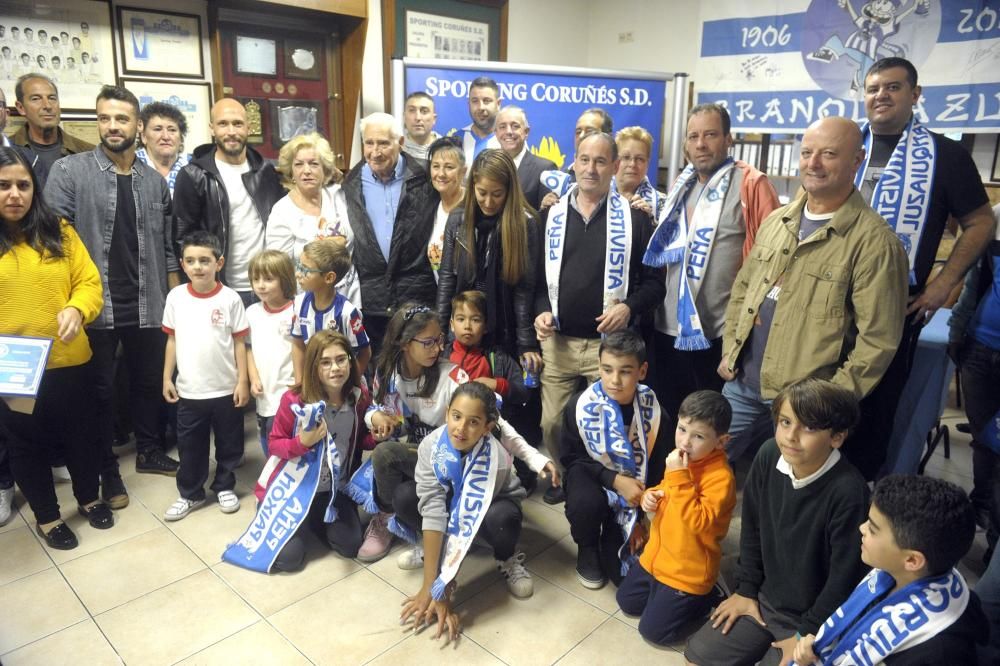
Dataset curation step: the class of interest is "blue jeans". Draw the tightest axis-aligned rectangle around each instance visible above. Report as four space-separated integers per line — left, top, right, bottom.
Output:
722 379 774 462
961 340 1000 545
257 415 274 457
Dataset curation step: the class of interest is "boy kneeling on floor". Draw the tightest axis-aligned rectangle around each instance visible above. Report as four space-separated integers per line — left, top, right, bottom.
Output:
617 389 736 645
684 377 869 666
792 474 988 665
561 329 672 590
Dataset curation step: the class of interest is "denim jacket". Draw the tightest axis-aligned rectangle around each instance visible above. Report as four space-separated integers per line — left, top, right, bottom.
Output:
44 146 177 329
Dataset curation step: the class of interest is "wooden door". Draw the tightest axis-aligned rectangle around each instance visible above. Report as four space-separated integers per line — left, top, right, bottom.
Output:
212 6 346 167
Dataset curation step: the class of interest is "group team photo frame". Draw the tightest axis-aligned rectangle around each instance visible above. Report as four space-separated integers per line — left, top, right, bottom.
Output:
0 0 117 112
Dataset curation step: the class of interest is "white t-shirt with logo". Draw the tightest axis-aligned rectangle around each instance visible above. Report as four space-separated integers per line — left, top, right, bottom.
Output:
246 300 295 417
216 158 264 291
162 283 250 399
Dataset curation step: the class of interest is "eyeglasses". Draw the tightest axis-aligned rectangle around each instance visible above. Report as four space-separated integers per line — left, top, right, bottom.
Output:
295 262 324 275
319 356 351 369
410 335 445 349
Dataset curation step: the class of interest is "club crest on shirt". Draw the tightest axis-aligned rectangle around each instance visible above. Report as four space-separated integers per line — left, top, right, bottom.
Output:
211 308 225 326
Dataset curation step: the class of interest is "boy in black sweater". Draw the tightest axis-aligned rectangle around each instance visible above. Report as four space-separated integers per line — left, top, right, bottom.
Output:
560 330 672 589
685 377 869 666
794 475 988 665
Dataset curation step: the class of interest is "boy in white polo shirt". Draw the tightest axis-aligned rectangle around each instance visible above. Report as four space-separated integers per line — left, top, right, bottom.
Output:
162 231 250 521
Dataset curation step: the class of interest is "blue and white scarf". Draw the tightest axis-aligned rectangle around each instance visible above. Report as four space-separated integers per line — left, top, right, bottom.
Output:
223 401 341 573
545 191 632 329
429 426 501 600
345 457 419 544
855 118 937 285
540 169 575 198
612 175 665 220
575 381 660 576
348 371 421 544
135 147 190 198
795 567 969 666
644 159 735 351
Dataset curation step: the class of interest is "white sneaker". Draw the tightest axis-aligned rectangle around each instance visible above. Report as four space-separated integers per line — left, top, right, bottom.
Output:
397 545 424 570
217 490 240 514
497 552 533 598
0 486 15 526
164 497 205 521
52 465 71 483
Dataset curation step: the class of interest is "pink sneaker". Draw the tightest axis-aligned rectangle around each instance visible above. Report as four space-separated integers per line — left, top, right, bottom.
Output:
357 512 394 562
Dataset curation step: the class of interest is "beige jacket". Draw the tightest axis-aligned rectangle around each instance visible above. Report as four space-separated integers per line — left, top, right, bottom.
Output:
722 189 908 399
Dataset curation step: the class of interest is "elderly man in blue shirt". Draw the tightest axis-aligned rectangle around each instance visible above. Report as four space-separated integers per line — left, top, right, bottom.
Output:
342 112 439 347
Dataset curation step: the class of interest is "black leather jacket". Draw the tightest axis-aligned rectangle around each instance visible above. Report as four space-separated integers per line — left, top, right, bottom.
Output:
172 143 285 270
436 208 541 355
342 152 439 317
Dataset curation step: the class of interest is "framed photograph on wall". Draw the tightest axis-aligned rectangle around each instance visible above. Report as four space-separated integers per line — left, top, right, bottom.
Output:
404 10 489 61
117 7 204 79
121 77 213 151
993 136 1000 183
283 37 323 80
268 99 323 148
234 35 277 77
380 0 508 110
1 0 117 112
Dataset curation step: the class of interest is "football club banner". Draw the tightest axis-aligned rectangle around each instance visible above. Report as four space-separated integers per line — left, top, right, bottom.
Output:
401 59 670 176
696 0 1000 132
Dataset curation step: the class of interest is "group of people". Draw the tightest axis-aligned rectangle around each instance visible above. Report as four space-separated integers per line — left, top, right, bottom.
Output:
1 52 999 663
0 21 100 83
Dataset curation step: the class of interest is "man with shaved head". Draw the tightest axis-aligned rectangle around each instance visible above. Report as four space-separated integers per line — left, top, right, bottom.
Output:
715 116 909 465
173 98 284 305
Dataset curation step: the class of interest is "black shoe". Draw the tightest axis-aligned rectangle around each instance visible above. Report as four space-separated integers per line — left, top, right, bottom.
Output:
78 502 115 529
543 485 566 505
575 545 606 589
101 473 130 510
36 522 78 550
136 450 180 476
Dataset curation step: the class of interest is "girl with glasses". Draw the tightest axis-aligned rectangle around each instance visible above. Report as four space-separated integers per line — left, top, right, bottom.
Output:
242 330 372 572
353 303 548 579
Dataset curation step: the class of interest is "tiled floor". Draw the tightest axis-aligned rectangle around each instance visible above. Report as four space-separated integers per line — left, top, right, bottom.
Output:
0 404 987 665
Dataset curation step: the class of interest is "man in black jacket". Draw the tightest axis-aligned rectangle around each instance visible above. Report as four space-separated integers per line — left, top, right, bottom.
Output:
342 112 439 346
173 98 284 306
534 132 666 504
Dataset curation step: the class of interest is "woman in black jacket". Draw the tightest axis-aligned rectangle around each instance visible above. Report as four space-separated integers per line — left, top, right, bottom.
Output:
435 149 542 374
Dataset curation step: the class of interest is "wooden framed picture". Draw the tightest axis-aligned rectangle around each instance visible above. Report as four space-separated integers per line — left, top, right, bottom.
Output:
992 135 1000 183
1 0 118 112
268 98 323 148
234 35 277 77
380 0 508 110
283 37 322 80
120 77 213 151
117 7 204 79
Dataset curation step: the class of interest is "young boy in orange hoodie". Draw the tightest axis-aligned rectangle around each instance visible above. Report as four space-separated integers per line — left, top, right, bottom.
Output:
617 390 736 645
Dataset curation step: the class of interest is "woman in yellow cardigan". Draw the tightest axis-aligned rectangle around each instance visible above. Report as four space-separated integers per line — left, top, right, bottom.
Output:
0 147 109 550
